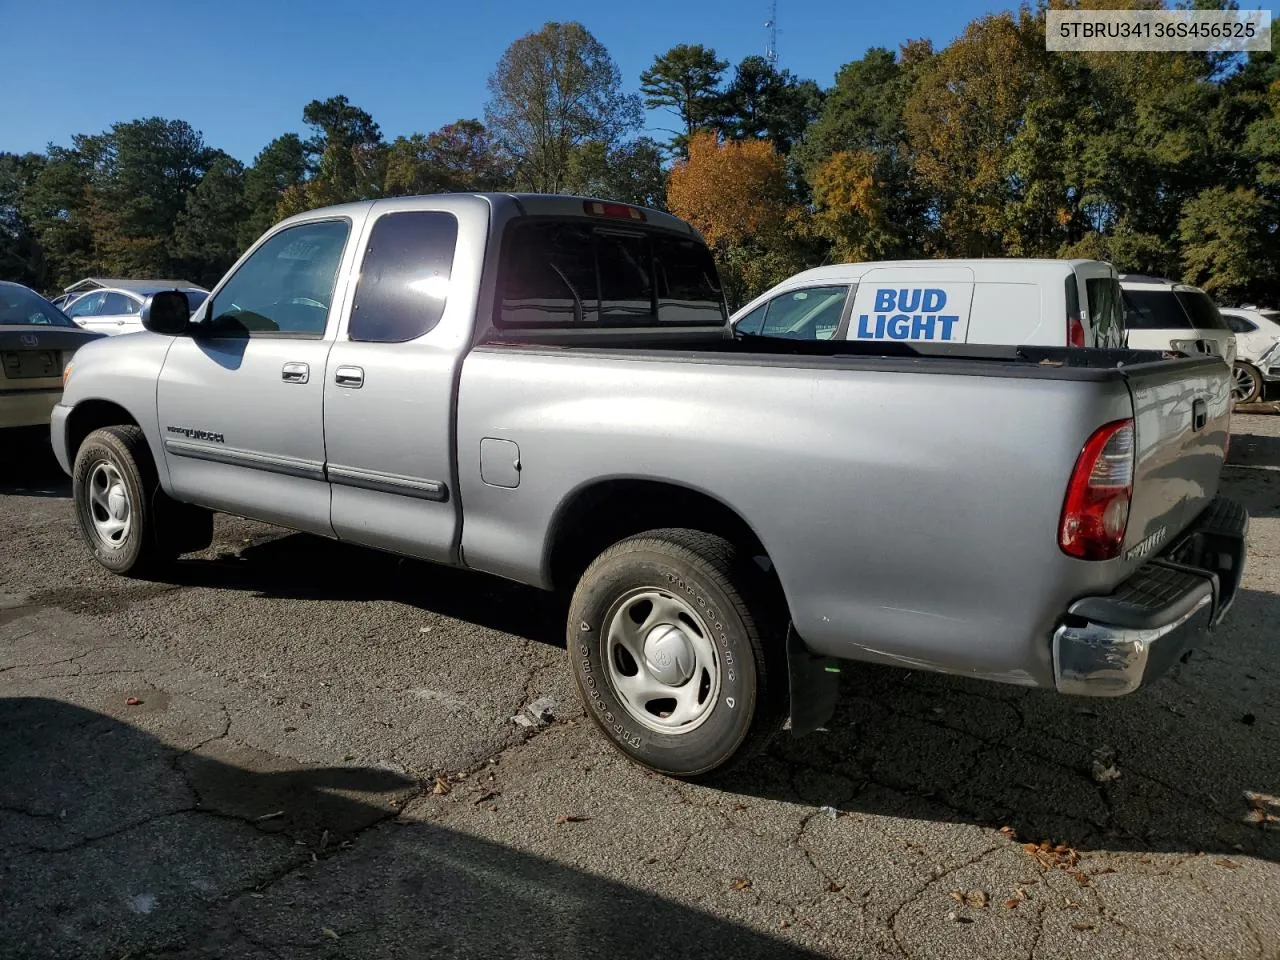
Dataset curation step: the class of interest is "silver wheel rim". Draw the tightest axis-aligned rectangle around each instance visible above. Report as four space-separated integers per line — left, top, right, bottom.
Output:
86 460 131 547
1232 365 1258 402
603 587 722 735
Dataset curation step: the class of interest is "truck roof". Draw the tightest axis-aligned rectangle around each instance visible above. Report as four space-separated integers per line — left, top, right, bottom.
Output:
274 193 699 239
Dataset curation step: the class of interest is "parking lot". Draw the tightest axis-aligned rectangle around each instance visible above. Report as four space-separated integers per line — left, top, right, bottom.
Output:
1 414 1277 960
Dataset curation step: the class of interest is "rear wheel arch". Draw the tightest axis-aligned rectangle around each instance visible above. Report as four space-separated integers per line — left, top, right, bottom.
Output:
65 399 145 469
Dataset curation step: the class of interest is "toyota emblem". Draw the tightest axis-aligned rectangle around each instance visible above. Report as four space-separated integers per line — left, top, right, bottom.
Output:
19 333 38 347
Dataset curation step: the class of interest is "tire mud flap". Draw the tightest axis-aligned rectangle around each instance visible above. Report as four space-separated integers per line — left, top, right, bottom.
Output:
786 626 841 737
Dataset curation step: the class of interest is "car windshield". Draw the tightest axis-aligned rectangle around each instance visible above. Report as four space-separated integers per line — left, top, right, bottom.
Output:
0 285 77 327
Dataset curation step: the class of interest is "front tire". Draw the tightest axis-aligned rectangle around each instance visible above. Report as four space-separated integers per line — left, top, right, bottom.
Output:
1232 362 1262 404
72 426 182 576
567 529 786 778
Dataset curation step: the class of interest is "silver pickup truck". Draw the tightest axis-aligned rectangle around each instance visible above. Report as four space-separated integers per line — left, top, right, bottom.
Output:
50 193 1248 778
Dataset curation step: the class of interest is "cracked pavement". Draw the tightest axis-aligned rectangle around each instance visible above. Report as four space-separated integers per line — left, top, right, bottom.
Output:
1 415 1278 959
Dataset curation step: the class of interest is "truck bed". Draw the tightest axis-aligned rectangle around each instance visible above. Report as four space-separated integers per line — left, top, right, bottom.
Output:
457 338 1230 689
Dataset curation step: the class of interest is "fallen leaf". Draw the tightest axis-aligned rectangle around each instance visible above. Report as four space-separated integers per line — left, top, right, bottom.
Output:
1070 922 1096 932
999 826 1016 838
1215 858 1241 870
555 814 589 824
432 776 451 796
826 880 845 893
1068 870 1091 887
950 891 966 904
321 927 340 940
779 919 791 929
731 877 752 891
124 696 141 706
1003 899 1021 910
732 802 749 812
1023 843 1039 854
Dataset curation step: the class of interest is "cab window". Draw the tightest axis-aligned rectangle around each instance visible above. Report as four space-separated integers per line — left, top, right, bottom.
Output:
103 292 140 315
349 211 458 342
739 286 850 340
206 219 350 338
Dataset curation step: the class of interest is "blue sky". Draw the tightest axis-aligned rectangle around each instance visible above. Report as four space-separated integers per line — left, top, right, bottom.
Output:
2 0 1004 163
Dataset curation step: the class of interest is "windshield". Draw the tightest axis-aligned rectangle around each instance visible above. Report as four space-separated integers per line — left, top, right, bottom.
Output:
0 284 78 327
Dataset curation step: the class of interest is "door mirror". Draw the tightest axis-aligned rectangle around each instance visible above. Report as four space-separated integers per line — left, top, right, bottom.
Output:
141 291 191 335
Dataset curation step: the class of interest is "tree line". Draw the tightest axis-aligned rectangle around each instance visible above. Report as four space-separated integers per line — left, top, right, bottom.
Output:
1 8 1277 309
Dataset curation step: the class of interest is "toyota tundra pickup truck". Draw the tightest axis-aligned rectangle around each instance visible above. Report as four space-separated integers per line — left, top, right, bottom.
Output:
50 193 1248 778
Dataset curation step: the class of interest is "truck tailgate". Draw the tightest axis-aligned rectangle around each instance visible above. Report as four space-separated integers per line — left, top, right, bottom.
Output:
1121 357 1231 568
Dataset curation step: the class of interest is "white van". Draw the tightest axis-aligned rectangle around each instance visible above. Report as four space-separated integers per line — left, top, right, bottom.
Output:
1118 275 1236 370
731 258 1126 348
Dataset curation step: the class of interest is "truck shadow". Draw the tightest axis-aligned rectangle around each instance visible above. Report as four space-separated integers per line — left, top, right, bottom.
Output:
166 530 571 649
167 530 1280 865
722 583 1280 865
1 697 813 959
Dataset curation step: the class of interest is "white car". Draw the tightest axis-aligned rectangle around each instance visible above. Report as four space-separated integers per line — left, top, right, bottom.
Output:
1219 306 1280 403
63 284 208 336
732 258 1126 348
1119 275 1236 374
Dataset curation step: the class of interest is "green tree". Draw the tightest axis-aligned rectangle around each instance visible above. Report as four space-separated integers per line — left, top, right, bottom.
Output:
279 95 387 216
0 152 49 290
20 146 94 288
174 153 248 286
240 134 307 246
795 42 934 259
639 44 728 156
1179 186 1276 302
485 21 642 192
564 137 667 208
718 55 823 154
384 119 512 196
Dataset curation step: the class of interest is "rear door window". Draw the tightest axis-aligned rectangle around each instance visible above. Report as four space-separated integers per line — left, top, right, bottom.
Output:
1175 290 1228 330
1085 278 1124 345
496 220 725 329
102 292 139 315
65 291 107 318
1122 290 1193 330
349 211 459 342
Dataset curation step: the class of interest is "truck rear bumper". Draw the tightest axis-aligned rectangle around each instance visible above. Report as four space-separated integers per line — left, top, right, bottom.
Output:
1052 496 1249 696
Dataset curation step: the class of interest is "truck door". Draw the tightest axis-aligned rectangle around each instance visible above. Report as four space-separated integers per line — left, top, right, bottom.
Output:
155 216 359 536
322 203 474 564
845 267 975 345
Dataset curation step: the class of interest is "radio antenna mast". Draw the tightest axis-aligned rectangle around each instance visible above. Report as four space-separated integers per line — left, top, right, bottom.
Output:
765 0 778 64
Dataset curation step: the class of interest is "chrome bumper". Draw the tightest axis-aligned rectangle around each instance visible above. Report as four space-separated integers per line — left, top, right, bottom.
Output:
1053 497 1249 696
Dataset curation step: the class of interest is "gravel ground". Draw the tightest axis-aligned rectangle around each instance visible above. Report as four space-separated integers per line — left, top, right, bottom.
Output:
1 415 1277 959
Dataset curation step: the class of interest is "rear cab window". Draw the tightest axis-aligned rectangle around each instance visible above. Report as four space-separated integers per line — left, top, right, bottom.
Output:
495 219 725 329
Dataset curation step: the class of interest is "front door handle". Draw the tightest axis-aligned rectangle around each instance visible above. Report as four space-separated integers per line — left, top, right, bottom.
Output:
281 361 310 384
334 365 364 388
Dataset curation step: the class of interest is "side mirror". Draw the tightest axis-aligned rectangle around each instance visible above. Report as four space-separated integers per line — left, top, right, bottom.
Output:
141 291 191 335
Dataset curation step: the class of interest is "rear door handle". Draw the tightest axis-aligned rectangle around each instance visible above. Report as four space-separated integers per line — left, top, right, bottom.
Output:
281 361 310 384
334 365 364 388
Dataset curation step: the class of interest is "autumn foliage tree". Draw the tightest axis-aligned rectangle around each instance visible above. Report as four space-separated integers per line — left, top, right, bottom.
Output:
667 131 806 306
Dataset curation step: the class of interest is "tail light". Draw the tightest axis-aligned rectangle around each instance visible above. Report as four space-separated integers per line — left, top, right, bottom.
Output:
1060 418 1135 560
1067 315 1086 348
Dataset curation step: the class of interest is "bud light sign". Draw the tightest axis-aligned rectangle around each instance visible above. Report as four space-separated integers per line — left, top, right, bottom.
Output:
849 281 972 343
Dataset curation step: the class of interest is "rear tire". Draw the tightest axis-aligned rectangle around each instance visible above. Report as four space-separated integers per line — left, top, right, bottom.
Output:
567 528 786 779
1232 362 1262 404
72 426 208 576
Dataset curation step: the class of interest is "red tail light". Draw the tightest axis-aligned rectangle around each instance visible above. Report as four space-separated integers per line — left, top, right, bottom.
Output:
1067 315 1086 348
1059 418 1135 560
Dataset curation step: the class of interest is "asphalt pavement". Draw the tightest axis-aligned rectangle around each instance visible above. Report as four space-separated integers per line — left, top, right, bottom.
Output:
1 417 1277 959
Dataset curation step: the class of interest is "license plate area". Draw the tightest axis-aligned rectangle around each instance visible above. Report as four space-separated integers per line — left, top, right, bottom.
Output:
1 350 60 379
